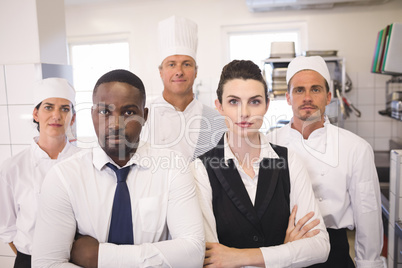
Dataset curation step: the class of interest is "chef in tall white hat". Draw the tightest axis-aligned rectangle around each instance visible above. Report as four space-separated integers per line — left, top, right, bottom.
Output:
267 56 384 267
141 15 226 161
0 77 80 267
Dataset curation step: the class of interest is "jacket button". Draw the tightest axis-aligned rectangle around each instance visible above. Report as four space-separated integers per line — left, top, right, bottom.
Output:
253 236 259 241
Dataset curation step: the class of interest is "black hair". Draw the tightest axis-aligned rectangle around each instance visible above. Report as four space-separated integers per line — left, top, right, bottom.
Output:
93 69 146 105
216 60 268 104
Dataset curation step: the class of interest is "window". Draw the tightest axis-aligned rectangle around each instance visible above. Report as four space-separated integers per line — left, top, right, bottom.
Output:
69 39 130 148
223 22 307 133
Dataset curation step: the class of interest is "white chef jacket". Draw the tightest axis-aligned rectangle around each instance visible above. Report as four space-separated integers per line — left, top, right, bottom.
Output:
191 133 330 268
0 137 80 255
141 96 226 161
267 117 384 268
32 142 205 268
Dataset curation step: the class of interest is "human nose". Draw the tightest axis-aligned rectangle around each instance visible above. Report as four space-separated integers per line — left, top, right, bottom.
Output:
240 103 250 118
174 65 184 77
108 115 124 130
303 90 312 102
52 109 61 120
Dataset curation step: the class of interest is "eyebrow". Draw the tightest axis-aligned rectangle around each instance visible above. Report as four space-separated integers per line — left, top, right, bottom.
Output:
293 85 324 89
43 102 70 107
95 103 140 109
226 94 263 99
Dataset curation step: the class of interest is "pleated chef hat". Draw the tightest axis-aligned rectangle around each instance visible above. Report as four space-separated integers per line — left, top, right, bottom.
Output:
286 56 331 85
33 78 76 107
158 15 198 64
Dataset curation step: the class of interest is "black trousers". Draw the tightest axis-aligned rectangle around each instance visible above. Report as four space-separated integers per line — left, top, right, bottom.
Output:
14 251 31 268
308 228 355 268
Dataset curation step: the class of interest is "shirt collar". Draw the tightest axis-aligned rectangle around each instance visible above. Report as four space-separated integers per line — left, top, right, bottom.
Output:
223 132 280 166
155 94 197 113
288 115 330 138
287 116 329 153
31 136 71 161
92 141 151 171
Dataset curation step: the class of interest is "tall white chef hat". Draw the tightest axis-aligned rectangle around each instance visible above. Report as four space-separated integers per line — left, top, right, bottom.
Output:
158 15 198 64
33 77 76 107
286 56 331 85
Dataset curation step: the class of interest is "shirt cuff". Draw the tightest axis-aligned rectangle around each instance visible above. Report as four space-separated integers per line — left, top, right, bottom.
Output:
98 242 163 268
355 258 386 268
260 245 292 268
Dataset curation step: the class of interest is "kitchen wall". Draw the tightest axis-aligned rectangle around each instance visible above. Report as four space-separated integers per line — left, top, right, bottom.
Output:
63 0 402 151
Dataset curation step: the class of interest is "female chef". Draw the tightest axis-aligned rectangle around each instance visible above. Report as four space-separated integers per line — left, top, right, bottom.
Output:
191 60 330 267
0 78 80 268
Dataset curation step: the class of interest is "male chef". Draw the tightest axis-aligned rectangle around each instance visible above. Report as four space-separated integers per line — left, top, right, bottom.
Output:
267 56 384 268
141 15 226 161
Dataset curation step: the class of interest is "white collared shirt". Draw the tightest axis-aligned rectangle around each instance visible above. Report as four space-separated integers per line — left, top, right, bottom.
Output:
267 118 384 268
0 137 80 255
32 142 204 268
141 96 226 161
191 133 330 268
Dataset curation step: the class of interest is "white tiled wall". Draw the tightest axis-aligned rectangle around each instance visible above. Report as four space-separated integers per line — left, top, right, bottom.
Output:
0 64 41 265
0 62 76 266
343 71 401 151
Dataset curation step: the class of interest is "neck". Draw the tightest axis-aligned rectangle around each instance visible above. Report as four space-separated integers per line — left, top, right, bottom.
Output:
110 147 138 167
162 90 194 111
111 157 129 168
37 135 67 159
227 132 261 165
291 116 325 139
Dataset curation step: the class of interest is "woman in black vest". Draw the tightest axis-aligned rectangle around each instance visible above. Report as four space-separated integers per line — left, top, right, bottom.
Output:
191 60 330 267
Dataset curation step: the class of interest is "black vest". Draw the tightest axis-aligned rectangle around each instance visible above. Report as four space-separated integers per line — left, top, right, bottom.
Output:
198 135 291 248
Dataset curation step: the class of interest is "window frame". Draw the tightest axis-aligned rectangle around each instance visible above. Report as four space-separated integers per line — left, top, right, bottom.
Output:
221 21 308 64
67 33 131 148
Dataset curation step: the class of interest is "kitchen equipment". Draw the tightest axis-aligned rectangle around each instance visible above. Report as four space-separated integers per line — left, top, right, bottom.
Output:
391 100 402 120
387 91 402 104
303 50 338 57
269 42 295 58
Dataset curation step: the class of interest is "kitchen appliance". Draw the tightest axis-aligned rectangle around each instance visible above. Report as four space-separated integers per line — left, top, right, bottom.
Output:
388 91 402 120
391 100 402 120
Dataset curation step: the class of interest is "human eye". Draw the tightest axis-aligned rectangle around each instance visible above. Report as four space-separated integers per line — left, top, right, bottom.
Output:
312 87 321 93
99 109 110 115
125 110 137 116
250 99 261 105
61 107 70 112
44 105 53 111
294 88 304 94
229 99 238 105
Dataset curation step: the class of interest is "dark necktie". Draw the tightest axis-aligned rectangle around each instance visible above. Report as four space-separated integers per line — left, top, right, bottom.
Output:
106 163 134 245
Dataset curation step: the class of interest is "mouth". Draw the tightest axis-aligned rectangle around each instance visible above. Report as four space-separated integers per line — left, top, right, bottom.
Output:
299 105 317 111
235 122 253 128
105 135 126 144
48 123 63 127
172 79 186 83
